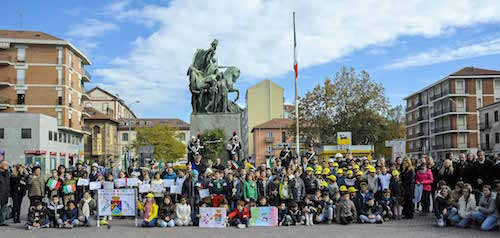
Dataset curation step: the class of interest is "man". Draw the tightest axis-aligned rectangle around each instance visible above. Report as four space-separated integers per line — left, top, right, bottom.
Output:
187 135 202 164
0 160 10 226
28 165 45 206
227 132 241 162
475 151 493 187
214 158 225 171
280 144 292 168
305 143 316 162
127 160 141 178
191 154 206 176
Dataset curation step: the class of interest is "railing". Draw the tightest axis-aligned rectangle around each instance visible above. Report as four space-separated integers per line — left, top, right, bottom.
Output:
265 136 274 143
83 70 92 81
0 54 12 64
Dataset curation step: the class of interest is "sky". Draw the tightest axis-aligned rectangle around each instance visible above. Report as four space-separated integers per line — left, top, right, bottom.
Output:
3 0 500 122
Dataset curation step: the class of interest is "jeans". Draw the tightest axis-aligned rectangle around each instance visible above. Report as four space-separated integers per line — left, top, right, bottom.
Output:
141 218 157 227
472 211 499 231
158 219 175 227
360 214 382 223
317 207 334 222
0 203 8 225
229 217 248 226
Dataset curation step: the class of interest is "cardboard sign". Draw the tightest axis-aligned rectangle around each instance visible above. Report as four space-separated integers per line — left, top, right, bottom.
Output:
89 181 102 190
163 179 175 188
199 207 226 228
139 184 150 193
170 184 182 194
77 178 89 186
199 189 210 199
151 183 164 193
97 189 136 216
127 178 140 187
103 181 114 190
250 206 278 227
114 178 126 188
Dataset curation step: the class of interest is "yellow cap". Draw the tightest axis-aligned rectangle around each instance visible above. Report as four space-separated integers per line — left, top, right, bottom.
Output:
146 193 155 198
315 170 322 175
323 168 330 175
316 166 323 172
353 164 360 170
306 167 314 172
392 170 400 176
347 170 353 175
333 162 339 167
369 167 376 173
327 175 337 181
348 187 358 193
337 169 344 174
339 185 348 192
320 181 328 187
356 171 363 176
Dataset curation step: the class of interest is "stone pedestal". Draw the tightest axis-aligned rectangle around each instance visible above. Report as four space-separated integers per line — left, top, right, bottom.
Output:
190 112 248 160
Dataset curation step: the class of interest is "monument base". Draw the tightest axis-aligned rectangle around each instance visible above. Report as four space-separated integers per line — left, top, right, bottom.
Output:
190 112 248 161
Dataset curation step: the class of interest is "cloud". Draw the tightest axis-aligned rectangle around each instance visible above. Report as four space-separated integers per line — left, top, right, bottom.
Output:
67 18 118 38
94 0 500 117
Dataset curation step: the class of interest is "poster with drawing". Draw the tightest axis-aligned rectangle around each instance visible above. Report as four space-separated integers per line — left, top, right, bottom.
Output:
199 207 226 228
97 189 136 217
250 206 278 227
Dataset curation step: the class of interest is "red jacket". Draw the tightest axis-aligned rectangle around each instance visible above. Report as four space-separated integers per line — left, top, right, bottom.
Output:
228 207 250 219
415 169 433 191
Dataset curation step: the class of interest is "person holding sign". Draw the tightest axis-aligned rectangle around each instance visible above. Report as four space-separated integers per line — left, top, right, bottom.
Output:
62 173 76 206
227 200 249 228
151 172 165 205
137 193 159 227
46 170 62 200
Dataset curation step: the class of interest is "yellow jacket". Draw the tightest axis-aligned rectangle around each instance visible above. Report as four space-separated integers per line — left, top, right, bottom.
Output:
137 201 159 221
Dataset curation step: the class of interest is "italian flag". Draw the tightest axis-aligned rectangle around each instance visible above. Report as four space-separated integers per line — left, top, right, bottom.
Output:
47 178 60 190
293 12 298 79
63 184 76 194
231 161 239 170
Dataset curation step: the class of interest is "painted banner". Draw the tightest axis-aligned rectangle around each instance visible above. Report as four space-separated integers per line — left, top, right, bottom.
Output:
199 207 226 228
250 206 278 227
97 189 136 216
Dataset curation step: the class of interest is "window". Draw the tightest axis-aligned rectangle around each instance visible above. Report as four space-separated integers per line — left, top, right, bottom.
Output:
17 69 25 84
476 79 482 92
59 132 62 142
17 94 25 105
146 121 153 126
21 128 31 139
122 133 129 142
58 70 62 85
68 90 72 106
139 121 145 126
17 47 25 62
180 132 185 141
486 134 490 149
68 52 72 68
267 146 273 153
457 115 466 130
57 112 62 126
68 73 72 88
282 131 286 143
477 98 482 108
496 133 499 144
102 103 108 112
58 48 62 64
86 102 92 108
495 111 498 122
0 128 4 139
266 131 273 137
495 80 500 101
49 131 52 141
93 126 100 136
455 79 465 94
456 97 465 112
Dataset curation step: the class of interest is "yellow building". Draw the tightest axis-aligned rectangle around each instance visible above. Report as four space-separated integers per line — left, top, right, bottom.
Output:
246 80 284 158
318 145 374 163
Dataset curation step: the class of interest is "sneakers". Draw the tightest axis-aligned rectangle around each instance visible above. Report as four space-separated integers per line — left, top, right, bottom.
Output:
327 220 332 225
27 225 34 230
237 224 246 229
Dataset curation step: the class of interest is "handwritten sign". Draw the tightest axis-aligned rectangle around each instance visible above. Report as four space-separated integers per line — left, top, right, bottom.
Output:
77 178 89 186
139 184 150 193
89 181 102 190
127 178 140 187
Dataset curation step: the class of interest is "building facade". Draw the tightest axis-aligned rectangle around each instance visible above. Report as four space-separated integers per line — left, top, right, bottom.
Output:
83 107 119 167
478 101 500 155
251 118 293 166
0 113 83 174
405 67 500 161
84 87 137 120
246 80 284 158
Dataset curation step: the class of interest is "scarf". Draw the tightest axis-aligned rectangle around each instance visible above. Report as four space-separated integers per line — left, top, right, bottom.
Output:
145 201 152 220
82 197 92 218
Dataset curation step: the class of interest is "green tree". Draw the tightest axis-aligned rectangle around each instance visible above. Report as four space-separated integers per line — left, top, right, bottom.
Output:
296 66 403 156
133 124 186 163
200 128 225 162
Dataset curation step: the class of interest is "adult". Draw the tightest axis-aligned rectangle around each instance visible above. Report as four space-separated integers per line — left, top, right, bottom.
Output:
471 185 498 231
127 160 141 178
214 158 225 171
400 158 415 219
438 159 456 188
10 164 27 223
89 163 100 182
0 160 10 226
280 144 293 168
474 151 493 188
449 186 476 228
27 165 45 206
454 153 468 184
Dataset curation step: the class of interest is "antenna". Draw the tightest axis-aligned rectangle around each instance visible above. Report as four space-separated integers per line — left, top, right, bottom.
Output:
17 9 23 29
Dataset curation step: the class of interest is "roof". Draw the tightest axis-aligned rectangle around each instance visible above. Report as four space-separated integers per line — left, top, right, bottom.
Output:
252 118 293 131
0 30 91 65
403 67 500 100
85 87 137 119
477 100 500 112
284 103 295 112
83 107 119 124
118 118 190 130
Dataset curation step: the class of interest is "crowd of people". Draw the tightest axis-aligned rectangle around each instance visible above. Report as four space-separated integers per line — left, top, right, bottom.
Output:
0 144 499 231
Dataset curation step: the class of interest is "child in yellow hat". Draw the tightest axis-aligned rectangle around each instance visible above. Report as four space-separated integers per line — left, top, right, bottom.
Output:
137 193 159 227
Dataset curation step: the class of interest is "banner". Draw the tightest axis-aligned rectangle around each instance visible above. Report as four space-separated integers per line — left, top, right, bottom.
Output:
250 206 278 227
97 189 136 216
199 207 226 228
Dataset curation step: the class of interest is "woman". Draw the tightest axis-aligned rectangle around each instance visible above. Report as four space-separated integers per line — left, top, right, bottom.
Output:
449 185 476 228
137 193 159 227
400 158 415 219
438 159 455 188
471 185 498 231
415 164 433 215
434 185 453 227
10 164 28 223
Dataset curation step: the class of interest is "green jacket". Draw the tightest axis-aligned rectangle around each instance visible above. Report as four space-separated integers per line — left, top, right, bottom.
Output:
28 175 45 197
243 180 258 201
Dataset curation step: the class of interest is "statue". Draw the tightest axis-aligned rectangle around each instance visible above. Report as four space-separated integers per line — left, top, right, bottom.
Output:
187 39 243 114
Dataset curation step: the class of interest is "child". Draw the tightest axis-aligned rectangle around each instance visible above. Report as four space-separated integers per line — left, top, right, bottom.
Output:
336 189 357 225
302 196 316 226
78 191 97 226
258 197 269 207
344 170 356 187
326 175 339 199
434 185 453 227
359 194 383 224
26 200 50 230
158 196 176 227
380 189 394 221
243 174 258 202
46 195 64 228
227 200 250 228
389 170 402 220
62 201 80 228
277 202 288 226
62 173 76 206
209 170 227 207
285 201 304 226
137 193 159 227
317 192 334 224
175 196 192 226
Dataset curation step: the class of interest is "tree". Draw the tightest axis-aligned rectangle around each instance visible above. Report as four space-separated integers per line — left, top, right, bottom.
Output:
296 66 402 156
133 124 186 163
200 128 225 162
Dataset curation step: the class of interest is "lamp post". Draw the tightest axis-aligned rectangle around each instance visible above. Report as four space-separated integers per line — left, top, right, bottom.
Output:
127 100 140 169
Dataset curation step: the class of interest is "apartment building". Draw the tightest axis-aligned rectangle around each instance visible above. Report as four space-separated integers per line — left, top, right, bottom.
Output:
84 87 137 120
251 118 294 166
478 101 500 155
0 30 92 167
404 67 500 161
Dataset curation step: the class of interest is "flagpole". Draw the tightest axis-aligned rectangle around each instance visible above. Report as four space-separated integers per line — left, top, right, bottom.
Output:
293 11 300 161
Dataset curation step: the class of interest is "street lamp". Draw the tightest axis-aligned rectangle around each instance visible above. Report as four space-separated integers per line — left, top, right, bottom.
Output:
127 100 140 169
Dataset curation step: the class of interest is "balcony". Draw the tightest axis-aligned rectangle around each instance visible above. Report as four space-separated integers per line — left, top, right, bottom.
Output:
430 89 450 101
266 150 274 156
82 70 91 82
0 76 14 87
0 54 12 66
0 98 10 110
431 107 451 117
265 136 274 143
